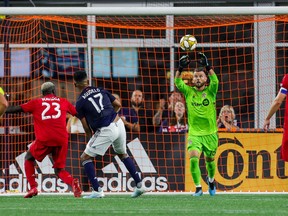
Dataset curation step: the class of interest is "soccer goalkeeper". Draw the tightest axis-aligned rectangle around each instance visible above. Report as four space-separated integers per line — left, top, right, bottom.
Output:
174 53 219 196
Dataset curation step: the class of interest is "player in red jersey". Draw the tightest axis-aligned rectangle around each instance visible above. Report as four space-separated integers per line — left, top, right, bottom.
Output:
264 74 288 161
5 82 82 198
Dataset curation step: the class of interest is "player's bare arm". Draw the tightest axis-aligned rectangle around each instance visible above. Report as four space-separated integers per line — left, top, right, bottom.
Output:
80 117 93 139
207 68 215 76
112 98 121 113
263 91 286 130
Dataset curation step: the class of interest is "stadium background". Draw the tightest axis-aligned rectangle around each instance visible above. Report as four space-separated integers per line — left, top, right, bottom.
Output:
0 0 288 194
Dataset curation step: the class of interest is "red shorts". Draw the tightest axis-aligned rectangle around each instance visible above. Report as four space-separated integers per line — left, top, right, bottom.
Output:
29 139 68 169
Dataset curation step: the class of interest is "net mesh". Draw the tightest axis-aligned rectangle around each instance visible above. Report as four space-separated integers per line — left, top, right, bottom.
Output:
0 14 287 193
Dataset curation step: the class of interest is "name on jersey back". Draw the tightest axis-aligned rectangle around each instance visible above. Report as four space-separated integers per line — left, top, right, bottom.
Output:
41 97 60 101
82 88 100 99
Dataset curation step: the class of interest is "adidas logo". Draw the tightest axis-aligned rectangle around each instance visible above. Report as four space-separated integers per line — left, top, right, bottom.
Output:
0 151 69 193
98 138 168 192
102 138 157 174
7 152 54 176
0 138 168 193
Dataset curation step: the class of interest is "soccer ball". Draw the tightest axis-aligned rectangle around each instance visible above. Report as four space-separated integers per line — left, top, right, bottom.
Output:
180 35 197 51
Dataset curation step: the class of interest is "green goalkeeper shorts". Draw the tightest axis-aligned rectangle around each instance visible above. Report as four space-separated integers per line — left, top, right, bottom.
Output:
187 132 218 158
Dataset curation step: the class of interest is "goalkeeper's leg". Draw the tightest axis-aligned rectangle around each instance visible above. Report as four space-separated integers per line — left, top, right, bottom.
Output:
206 159 216 181
204 133 218 196
190 155 203 196
206 158 216 196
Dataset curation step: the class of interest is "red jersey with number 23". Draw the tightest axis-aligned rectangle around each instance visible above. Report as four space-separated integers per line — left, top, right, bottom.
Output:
20 94 77 145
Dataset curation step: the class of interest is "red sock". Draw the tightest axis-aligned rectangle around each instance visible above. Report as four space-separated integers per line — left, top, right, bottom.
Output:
24 160 37 189
58 170 73 186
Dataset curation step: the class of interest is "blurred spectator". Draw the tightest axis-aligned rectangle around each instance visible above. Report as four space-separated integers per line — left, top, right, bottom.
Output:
159 101 188 133
121 90 153 132
117 93 140 132
181 71 194 87
217 105 240 130
153 90 184 131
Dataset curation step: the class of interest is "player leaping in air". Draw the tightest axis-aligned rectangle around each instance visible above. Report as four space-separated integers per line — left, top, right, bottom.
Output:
174 53 219 196
5 82 82 198
73 71 145 198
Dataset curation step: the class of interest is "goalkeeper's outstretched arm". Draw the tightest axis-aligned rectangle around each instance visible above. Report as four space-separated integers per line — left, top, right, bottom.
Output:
176 55 191 78
175 69 181 79
197 52 215 76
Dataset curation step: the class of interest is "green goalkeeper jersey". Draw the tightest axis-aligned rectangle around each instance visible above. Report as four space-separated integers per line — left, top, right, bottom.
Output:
175 73 219 136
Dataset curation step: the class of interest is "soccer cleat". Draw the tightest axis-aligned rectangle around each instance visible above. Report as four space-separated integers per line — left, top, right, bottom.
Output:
193 187 203 197
72 178 82 198
206 177 216 196
131 186 145 198
24 187 38 198
83 187 104 199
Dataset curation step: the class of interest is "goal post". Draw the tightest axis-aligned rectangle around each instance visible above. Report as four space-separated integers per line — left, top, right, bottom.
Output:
0 6 288 15
0 6 287 194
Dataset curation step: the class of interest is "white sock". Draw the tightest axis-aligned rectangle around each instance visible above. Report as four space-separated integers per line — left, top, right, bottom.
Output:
208 177 214 183
136 182 142 188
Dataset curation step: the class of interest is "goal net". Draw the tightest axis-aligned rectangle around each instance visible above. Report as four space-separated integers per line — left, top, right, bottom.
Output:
0 7 287 194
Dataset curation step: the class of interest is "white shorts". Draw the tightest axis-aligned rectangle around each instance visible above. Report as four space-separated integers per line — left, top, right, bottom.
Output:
84 118 127 157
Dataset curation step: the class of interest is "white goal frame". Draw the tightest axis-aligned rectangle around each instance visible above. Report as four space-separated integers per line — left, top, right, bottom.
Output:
0 6 287 128
0 6 288 15
0 6 287 195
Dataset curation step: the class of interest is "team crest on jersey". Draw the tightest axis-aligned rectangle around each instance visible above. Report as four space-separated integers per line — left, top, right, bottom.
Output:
202 93 207 98
202 98 209 106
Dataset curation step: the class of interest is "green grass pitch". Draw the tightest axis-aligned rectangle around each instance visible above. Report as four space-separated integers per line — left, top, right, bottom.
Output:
1 194 287 215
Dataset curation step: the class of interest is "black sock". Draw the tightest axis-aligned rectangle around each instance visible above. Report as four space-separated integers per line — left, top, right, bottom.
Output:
195 187 202 193
122 157 141 186
208 181 215 190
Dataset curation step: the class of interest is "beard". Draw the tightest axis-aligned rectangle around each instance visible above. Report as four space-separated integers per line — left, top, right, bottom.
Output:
194 81 205 89
131 101 143 108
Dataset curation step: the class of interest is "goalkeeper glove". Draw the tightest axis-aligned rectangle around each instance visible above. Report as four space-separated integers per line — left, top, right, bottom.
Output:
198 52 211 71
178 55 191 73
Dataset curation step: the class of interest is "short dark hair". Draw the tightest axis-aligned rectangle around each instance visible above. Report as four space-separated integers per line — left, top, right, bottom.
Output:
194 67 210 84
194 67 209 76
194 67 206 73
73 71 87 83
